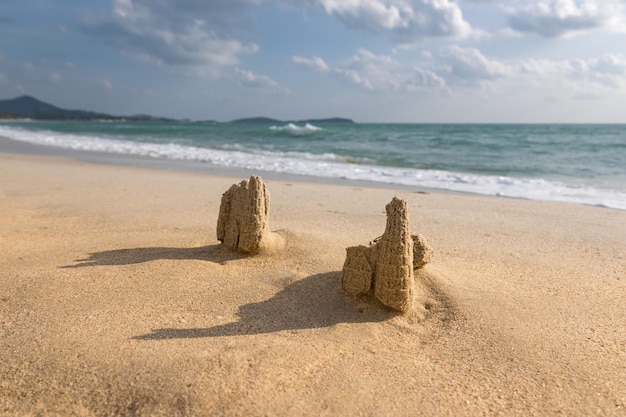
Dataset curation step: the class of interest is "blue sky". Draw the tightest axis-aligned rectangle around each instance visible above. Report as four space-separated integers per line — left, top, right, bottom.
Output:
1 0 626 122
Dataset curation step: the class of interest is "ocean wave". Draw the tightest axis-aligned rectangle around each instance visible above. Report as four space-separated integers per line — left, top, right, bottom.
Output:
1 125 625 210
0 125 344 165
269 123 322 136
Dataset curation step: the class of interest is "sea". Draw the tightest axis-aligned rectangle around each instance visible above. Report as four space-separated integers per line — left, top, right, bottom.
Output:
1 120 625 211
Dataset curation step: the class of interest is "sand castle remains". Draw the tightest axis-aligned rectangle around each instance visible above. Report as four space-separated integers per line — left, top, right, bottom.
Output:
341 197 433 312
217 176 272 253
216 178 431 311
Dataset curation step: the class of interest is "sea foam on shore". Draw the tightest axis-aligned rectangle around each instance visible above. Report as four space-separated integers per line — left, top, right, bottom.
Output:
1 122 625 210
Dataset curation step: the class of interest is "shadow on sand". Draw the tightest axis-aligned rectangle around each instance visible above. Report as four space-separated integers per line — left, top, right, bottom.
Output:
133 272 392 340
61 244 246 268
61 244 396 339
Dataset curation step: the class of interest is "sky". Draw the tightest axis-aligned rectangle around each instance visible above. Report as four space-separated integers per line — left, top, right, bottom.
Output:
1 0 626 122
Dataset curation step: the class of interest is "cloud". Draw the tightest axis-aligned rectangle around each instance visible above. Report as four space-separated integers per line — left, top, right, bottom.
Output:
294 44 626 102
295 49 400 90
516 53 626 88
442 45 512 83
292 48 447 92
406 67 447 90
29 0 474 82
314 0 472 40
564 54 626 87
508 0 625 37
234 68 289 93
292 56 331 72
440 47 626 90
85 0 260 69
235 68 278 87
593 53 626 75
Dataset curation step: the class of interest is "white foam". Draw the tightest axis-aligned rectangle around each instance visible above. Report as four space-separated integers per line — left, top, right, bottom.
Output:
1 125 625 210
269 123 322 136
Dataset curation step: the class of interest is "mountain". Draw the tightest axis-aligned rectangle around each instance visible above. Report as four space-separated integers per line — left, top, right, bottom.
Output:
0 95 173 121
0 95 355 123
295 117 354 124
229 117 282 124
0 95 107 119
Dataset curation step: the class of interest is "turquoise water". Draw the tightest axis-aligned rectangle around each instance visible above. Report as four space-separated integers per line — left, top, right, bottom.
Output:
1 120 625 209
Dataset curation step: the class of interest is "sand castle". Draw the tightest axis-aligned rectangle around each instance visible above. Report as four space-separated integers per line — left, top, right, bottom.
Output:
217 176 272 253
216 178 432 312
341 197 433 312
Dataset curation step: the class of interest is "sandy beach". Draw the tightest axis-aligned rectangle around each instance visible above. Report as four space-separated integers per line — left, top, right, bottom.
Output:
1 144 625 416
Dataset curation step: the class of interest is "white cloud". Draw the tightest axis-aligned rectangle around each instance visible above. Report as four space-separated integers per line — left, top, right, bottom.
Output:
508 0 625 37
234 68 289 93
235 68 277 87
339 68 375 89
294 44 626 104
315 0 472 40
318 0 410 30
517 53 626 88
86 0 260 69
292 56 331 72
340 48 402 89
292 48 447 92
592 53 626 76
442 45 512 83
349 48 396 67
565 54 626 87
338 49 398 89
406 67 447 91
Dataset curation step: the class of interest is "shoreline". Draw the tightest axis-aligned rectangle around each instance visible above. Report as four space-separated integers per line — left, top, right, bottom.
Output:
0 134 445 194
1 136 625 416
2 134 624 212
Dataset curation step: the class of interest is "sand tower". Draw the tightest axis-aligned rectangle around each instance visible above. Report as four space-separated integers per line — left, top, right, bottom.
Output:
341 197 433 312
217 176 271 253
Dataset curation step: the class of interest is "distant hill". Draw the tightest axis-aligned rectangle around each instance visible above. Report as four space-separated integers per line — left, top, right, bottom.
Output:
230 116 355 124
0 95 355 124
296 117 355 124
230 117 282 124
0 95 173 121
0 95 99 119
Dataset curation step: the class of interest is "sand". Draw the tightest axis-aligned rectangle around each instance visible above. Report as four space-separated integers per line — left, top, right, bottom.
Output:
0 148 625 416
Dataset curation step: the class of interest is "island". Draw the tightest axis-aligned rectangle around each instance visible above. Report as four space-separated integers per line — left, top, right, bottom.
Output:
0 95 355 124
0 95 175 121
